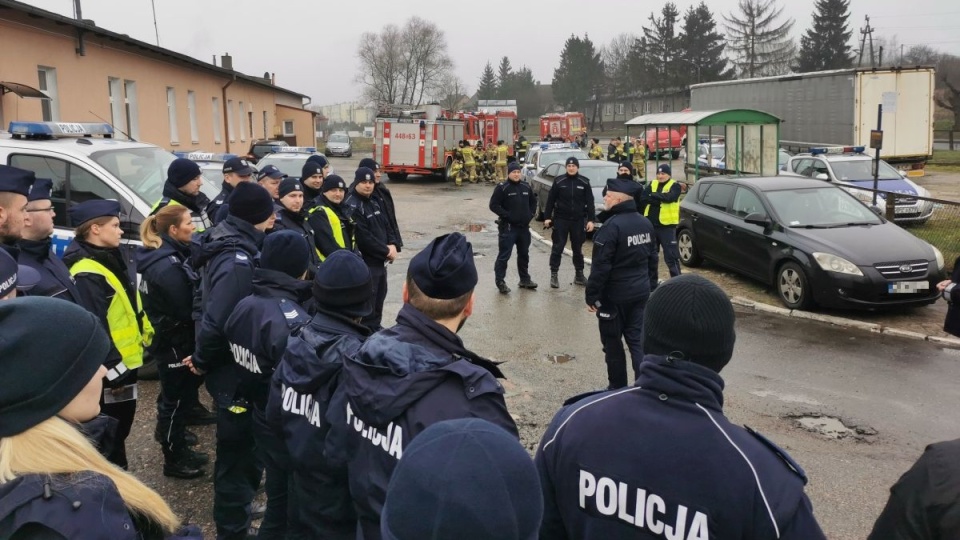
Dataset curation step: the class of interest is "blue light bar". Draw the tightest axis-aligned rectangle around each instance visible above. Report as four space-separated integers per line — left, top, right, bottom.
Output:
9 121 114 138
173 151 237 162
274 146 317 153
810 146 865 155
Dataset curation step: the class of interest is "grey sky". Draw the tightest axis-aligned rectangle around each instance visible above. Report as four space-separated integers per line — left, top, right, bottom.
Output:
19 0 960 106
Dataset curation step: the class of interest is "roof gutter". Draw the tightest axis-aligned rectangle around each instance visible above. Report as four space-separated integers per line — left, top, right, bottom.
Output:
222 75 235 152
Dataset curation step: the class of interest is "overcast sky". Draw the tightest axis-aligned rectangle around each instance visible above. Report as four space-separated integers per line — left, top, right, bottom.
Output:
18 0 960 105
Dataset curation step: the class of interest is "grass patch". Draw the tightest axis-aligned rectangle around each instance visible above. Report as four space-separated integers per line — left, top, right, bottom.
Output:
318 138 374 154
931 149 960 164
907 211 960 269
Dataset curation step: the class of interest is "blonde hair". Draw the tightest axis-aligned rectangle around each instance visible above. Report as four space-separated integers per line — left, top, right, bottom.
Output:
75 215 115 241
0 416 180 533
140 205 190 249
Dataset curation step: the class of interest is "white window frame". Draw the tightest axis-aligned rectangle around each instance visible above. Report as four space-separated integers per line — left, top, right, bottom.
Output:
123 80 139 140
282 120 294 137
212 97 222 144
166 87 179 144
643 101 651 114
108 77 124 131
37 66 60 121
658 100 665 113
187 90 199 143
238 101 247 141
227 99 236 142
616 103 625 115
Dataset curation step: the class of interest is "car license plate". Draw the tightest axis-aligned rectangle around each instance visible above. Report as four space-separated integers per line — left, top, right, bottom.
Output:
888 281 929 294
894 206 916 215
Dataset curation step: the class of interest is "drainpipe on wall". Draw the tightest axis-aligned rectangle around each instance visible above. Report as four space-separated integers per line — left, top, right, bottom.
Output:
222 76 235 152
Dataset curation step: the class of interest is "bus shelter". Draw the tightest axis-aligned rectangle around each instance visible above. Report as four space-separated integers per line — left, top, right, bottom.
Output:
624 109 781 183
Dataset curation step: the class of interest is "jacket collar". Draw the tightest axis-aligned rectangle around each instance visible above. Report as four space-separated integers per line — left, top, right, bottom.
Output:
162 181 208 212
18 237 52 260
252 268 312 303
607 199 639 215
636 354 725 411
395 304 505 378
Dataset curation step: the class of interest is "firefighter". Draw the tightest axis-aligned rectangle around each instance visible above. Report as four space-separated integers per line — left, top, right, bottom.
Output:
496 140 509 182
485 142 498 184
588 138 604 160
462 140 478 184
451 142 465 187
515 133 529 164
630 136 646 181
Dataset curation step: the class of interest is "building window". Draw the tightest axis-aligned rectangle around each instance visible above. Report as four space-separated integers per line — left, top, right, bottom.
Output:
123 80 139 140
632 103 639 113
227 100 235 142
166 87 179 144
187 91 199 143
283 120 294 136
658 100 665 113
643 101 651 114
605 104 613 115
37 66 59 121
212 97 222 144
108 78 124 131
248 111 254 141
263 111 268 139
616 103 625 115
238 101 246 141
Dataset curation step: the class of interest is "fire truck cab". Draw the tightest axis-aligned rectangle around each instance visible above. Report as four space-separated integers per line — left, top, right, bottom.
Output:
540 112 586 142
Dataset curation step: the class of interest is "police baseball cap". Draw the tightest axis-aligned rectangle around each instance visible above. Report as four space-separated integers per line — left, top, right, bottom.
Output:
0 249 41 297
0 165 35 196
27 178 54 202
223 157 255 176
68 199 122 226
257 164 286 181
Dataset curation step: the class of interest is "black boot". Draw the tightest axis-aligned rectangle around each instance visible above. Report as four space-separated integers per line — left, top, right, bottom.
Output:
184 428 199 446
518 278 538 289
184 402 217 426
496 280 511 294
182 449 209 468
163 454 205 479
574 271 587 286
550 272 559 288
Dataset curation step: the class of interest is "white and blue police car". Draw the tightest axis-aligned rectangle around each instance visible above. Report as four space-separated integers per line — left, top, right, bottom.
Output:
255 146 332 180
172 150 236 199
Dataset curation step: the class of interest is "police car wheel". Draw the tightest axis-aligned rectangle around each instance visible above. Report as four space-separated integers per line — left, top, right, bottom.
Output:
777 261 813 310
677 229 702 267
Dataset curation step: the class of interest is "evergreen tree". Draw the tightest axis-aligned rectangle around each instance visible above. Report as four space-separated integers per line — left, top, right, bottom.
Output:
795 0 853 72
510 66 543 118
678 2 732 85
626 36 657 95
724 0 796 78
643 3 683 90
552 34 604 113
496 56 513 98
477 62 497 101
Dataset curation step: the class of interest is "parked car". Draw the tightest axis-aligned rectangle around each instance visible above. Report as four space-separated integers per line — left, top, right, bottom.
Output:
781 146 934 224
523 142 588 184
255 146 330 180
325 132 352 157
245 139 288 163
530 159 621 225
677 175 944 310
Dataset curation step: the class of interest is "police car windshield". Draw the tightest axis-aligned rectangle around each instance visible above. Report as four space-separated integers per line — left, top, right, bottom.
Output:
831 159 901 180
542 150 588 168
90 147 176 204
256 155 309 179
766 186 881 227
577 162 620 187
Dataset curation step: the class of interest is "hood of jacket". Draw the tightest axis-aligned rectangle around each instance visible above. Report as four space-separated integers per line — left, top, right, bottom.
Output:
636 354 726 411
252 267 312 304
191 215 263 270
280 309 370 394
162 181 211 213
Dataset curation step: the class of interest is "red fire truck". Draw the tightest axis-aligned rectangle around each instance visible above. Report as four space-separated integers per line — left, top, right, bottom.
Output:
539 112 586 142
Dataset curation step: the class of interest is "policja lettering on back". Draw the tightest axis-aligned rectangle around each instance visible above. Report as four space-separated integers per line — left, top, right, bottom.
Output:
345 402 403 459
229 342 262 374
279 384 322 428
579 469 709 539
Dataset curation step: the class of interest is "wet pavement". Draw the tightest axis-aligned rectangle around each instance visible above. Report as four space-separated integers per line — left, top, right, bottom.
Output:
127 158 960 540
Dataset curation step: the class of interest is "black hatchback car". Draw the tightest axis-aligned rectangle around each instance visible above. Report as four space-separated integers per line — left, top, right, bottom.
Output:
677 176 944 310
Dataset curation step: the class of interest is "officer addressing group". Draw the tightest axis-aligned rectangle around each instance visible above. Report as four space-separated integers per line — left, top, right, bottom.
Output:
489 161 538 294
543 156 596 289
586 177 658 389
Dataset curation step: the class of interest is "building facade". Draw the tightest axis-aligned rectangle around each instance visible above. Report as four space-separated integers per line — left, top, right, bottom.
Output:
0 0 315 152
587 88 691 127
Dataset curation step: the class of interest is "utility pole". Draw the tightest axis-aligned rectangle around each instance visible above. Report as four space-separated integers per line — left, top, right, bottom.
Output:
858 15 876 67
151 0 160 46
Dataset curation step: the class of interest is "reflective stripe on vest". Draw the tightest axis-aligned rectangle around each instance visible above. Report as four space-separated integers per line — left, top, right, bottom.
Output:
644 179 679 225
308 205 350 261
151 198 212 232
69 258 152 370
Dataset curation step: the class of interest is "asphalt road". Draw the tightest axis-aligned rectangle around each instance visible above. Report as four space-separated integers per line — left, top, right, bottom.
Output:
127 158 960 539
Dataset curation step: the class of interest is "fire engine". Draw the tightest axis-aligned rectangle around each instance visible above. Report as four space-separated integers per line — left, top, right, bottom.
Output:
373 104 519 181
539 112 586 142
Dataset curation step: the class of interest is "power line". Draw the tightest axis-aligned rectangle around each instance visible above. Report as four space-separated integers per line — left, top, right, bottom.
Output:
870 11 960 17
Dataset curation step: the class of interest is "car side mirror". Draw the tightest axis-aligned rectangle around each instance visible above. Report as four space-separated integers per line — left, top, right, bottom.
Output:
815 173 829 181
525 163 536 170
899 170 908 178
744 212 772 228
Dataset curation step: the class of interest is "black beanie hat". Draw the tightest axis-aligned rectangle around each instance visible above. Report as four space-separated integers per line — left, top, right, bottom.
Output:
322 174 347 193
409 233 478 300
508 162 522 173
565 156 579 167
228 182 275 225
643 274 736 372
618 161 635 176
312 250 373 318
306 154 329 169
278 177 303 199
167 157 202 188
0 297 111 437
358 157 380 171
355 167 375 183
261 230 310 278
381 418 542 540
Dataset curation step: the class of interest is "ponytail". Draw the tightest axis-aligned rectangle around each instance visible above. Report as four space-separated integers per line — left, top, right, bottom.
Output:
140 205 190 249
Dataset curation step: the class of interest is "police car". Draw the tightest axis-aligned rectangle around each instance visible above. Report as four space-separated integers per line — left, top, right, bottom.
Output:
0 121 176 255
255 146 331 180
781 146 934 224
172 151 233 199
522 142 588 183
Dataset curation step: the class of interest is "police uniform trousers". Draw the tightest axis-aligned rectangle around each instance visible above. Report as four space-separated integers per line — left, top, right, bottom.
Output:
653 225 681 278
252 404 295 540
154 346 201 460
206 364 262 540
100 371 138 470
549 218 586 273
362 263 388 332
494 223 532 283
598 300 646 389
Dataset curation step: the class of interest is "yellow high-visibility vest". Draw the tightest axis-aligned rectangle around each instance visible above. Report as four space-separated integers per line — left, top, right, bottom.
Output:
69 258 153 370
644 179 679 225
309 205 352 261
461 146 476 166
151 197 211 232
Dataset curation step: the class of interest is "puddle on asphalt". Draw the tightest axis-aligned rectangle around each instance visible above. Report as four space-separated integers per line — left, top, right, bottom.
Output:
463 223 487 232
789 414 876 441
751 390 821 406
545 353 575 364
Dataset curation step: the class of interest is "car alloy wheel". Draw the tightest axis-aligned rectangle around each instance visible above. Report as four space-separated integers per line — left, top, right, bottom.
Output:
777 261 812 310
677 229 702 267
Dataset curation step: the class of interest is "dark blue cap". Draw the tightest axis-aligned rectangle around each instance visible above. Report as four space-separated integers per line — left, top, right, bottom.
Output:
354 167 375 183
409 233 478 300
257 164 286 181
508 162 522 173
322 174 347 192
0 165 35 197
301 161 325 180
261 230 309 278
27 178 53 202
657 163 672 176
381 419 542 540
0 249 41 297
223 156 255 176
306 154 329 168
68 199 121 226
312 250 372 318
278 177 302 199
167 157 202 188
605 178 641 196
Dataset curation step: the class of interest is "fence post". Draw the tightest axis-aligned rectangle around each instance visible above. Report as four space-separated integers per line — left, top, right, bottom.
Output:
885 192 896 221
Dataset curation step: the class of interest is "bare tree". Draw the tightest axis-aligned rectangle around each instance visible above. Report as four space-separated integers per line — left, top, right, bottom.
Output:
602 33 636 94
356 17 454 107
434 73 469 111
724 0 796 78
936 54 960 131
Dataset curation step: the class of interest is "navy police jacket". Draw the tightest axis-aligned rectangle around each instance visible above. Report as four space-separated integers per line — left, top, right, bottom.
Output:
343 191 397 266
374 183 403 252
266 308 371 539
638 179 682 227
489 179 537 227
0 472 201 540
18 237 80 303
192 215 263 373
223 268 311 408
586 200 658 307
536 355 826 540
272 206 322 273
332 303 518 540
153 181 213 231
136 236 197 356
206 181 235 226
544 173 596 222
307 195 356 259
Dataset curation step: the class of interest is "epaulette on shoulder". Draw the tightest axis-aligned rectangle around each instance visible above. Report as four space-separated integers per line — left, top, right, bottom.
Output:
744 425 808 484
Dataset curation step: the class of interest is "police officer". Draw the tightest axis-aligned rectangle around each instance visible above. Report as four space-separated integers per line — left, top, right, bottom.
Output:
191 182 276 540
224 230 313 540
307 174 354 262
330 232 519 540
301 155 331 211
358 158 403 255
543 156 596 289
207 156 256 226
639 163 683 279
0 164 33 258
64 199 150 470
257 164 285 200
267 249 374 540
587 178 658 389
136 204 207 479
153 157 213 231
495 139 509 182
489 161 538 294
19 177 81 302
343 167 398 332
0 248 40 300
273 177 322 275
537 275 827 540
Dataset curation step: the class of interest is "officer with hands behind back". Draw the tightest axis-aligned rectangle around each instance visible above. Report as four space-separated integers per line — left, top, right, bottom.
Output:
489 161 538 294
543 156 595 289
